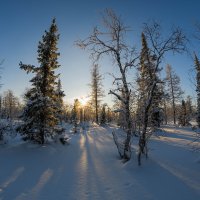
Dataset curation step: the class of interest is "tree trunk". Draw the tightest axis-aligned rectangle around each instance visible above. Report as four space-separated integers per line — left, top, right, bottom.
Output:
163 99 168 125
172 98 176 124
123 99 132 160
95 89 98 124
138 82 157 165
138 108 148 165
39 129 45 144
169 71 176 124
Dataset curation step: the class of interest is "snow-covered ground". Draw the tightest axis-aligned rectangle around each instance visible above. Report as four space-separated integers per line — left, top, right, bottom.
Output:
0 124 200 200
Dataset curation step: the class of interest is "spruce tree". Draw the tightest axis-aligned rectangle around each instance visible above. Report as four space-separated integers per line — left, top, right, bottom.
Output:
137 33 162 130
72 99 80 133
17 18 64 144
100 104 106 125
137 33 163 165
185 95 193 123
178 100 187 126
56 79 65 124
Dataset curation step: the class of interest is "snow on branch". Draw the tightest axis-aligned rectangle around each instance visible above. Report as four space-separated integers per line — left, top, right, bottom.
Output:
109 90 126 104
19 62 37 74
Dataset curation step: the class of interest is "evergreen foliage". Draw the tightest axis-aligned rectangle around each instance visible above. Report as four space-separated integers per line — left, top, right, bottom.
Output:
17 18 64 144
100 104 106 125
72 99 80 133
185 95 193 123
56 79 65 124
178 100 187 126
137 33 163 132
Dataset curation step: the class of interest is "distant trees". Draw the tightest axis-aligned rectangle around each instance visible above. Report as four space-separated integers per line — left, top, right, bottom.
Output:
165 64 184 124
72 99 80 133
0 90 22 120
89 64 104 124
17 19 64 144
0 65 22 142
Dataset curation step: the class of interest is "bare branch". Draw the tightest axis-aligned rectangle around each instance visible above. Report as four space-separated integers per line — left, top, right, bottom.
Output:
144 21 187 61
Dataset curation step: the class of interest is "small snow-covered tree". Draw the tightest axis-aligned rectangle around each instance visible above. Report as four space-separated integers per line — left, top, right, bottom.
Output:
100 104 106 125
56 79 65 124
113 94 126 129
72 99 80 133
106 106 112 123
165 64 184 124
17 18 63 144
178 100 187 126
185 95 193 123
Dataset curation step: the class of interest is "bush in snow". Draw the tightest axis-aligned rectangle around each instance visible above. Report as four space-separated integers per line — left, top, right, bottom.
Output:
0 120 17 144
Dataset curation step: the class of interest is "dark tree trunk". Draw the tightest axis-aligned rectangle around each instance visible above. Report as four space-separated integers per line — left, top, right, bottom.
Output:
123 103 132 160
164 99 168 125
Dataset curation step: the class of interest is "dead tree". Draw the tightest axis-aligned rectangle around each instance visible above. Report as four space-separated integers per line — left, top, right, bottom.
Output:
76 9 137 161
138 22 187 165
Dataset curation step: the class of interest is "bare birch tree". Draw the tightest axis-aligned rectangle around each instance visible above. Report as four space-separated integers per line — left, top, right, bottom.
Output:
76 9 137 160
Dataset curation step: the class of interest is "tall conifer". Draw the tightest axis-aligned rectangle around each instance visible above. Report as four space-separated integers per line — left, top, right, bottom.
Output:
18 19 63 144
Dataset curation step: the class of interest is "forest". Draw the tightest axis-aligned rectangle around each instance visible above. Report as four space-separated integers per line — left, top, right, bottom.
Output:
0 7 200 200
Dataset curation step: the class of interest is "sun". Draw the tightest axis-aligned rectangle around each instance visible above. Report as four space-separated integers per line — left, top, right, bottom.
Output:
79 96 89 106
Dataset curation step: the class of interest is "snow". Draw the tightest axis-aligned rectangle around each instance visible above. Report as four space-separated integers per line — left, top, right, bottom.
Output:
0 124 200 200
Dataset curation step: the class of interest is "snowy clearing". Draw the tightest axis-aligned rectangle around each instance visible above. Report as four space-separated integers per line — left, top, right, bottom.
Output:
0 124 200 200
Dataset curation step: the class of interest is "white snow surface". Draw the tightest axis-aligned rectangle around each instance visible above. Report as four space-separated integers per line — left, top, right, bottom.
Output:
0 124 200 200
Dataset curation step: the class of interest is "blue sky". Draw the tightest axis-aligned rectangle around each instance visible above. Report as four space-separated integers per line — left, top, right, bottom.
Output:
0 0 200 105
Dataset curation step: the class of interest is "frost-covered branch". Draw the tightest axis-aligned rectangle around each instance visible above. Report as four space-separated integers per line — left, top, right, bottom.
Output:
19 62 38 74
109 90 126 104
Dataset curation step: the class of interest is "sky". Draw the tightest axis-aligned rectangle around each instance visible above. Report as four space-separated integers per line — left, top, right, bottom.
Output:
0 0 200 105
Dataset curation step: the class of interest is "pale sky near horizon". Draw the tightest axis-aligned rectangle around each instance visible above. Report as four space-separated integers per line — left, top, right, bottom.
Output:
0 0 200 105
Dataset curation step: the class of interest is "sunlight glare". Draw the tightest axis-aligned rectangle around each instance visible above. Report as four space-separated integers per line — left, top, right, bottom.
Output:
79 96 89 106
